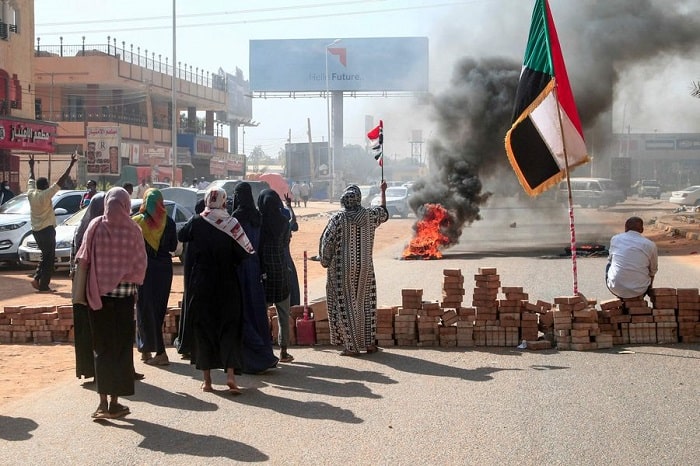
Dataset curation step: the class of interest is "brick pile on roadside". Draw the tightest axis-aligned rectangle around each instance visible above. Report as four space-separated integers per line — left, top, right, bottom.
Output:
1 266 699 349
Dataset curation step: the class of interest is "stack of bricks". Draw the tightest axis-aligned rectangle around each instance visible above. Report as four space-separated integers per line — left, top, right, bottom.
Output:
438 309 458 347
395 290 421 346
376 306 396 347
649 288 678 344
598 298 627 344
163 307 180 346
0 308 12 343
552 295 607 350
622 296 656 344
455 307 475 347
550 297 574 350
310 299 331 345
441 269 465 309
417 302 440 347
472 267 501 346
499 287 526 347
53 305 74 343
675 288 700 343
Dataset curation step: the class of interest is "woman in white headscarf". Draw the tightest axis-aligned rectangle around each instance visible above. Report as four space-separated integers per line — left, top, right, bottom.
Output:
177 187 254 394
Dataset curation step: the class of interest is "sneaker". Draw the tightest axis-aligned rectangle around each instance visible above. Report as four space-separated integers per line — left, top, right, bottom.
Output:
279 352 294 363
108 402 130 419
91 403 110 420
140 351 152 362
145 352 170 366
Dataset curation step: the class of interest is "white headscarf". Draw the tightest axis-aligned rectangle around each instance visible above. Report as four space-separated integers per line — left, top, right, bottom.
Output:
200 187 254 254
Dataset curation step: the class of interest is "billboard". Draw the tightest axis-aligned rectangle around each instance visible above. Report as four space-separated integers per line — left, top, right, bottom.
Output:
86 126 120 177
250 37 429 92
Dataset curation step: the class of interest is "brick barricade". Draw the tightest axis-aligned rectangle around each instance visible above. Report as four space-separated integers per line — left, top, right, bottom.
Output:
2 268 699 349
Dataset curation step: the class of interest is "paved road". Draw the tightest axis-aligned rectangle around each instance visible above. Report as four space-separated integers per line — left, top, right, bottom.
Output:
1 197 698 465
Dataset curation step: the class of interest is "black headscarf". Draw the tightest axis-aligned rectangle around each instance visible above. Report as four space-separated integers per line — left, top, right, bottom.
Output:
258 189 288 241
232 182 261 227
341 185 362 211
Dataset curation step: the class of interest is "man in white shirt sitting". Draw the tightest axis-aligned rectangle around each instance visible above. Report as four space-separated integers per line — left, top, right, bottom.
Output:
606 216 658 299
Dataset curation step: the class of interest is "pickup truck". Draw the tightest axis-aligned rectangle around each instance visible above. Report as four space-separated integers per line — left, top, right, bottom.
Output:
637 180 661 199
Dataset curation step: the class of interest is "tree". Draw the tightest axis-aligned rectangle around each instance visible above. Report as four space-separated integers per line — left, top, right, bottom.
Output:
249 145 265 172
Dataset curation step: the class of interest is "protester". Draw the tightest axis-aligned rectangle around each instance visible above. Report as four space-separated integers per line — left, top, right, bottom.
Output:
606 216 658 299
71 192 105 383
134 179 149 199
178 187 254 394
232 182 279 374
122 182 134 197
0 180 15 205
80 179 98 208
299 181 310 208
319 181 388 356
27 153 77 292
133 189 178 366
290 181 301 208
75 187 147 419
175 198 205 359
282 194 300 306
258 189 294 363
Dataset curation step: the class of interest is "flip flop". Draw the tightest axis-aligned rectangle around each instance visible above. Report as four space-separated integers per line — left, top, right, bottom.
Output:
340 349 361 357
227 384 242 395
366 346 379 354
201 383 214 392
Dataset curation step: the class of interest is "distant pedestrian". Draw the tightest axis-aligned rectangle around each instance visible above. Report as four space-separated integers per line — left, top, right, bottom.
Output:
0 180 14 205
134 179 149 199
75 187 147 420
299 182 310 207
290 181 301 208
27 153 77 293
122 182 134 197
80 179 98 208
319 182 388 356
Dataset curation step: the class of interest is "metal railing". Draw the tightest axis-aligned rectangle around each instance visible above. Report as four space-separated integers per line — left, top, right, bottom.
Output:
35 37 227 91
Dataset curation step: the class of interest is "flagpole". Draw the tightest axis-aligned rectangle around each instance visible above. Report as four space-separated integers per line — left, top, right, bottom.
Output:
554 82 579 295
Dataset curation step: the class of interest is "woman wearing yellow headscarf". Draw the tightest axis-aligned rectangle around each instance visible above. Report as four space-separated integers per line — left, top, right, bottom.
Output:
133 188 178 366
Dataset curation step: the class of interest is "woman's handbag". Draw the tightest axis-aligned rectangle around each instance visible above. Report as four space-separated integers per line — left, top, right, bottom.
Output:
71 261 88 305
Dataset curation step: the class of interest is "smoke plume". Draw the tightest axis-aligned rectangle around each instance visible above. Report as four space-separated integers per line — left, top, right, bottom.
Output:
409 0 700 249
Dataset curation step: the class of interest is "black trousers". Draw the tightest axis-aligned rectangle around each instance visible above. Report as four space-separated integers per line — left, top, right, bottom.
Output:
32 226 55 291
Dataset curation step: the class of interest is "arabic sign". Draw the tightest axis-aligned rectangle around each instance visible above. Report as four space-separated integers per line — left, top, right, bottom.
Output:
0 117 57 152
86 126 121 176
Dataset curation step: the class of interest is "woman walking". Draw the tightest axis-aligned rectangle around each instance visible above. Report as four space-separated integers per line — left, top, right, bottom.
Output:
178 187 254 393
133 189 177 366
75 187 147 419
232 182 279 374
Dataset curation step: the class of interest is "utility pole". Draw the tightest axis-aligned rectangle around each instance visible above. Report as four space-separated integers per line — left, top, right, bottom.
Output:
306 118 314 182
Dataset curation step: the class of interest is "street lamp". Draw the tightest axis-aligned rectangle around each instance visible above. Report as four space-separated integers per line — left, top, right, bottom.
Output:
325 38 341 201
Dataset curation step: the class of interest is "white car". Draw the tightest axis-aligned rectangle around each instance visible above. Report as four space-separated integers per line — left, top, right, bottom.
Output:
669 185 700 206
371 186 411 218
0 190 84 263
18 199 194 270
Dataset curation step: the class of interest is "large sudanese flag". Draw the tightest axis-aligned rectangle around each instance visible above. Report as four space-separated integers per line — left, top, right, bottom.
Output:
505 0 589 196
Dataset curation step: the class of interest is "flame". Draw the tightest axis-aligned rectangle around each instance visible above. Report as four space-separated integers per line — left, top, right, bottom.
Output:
402 203 451 260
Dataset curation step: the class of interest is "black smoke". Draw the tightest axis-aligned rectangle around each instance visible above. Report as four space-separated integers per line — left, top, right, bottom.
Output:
409 0 700 249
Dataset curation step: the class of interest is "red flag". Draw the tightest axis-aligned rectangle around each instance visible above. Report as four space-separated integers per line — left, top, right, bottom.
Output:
367 120 383 140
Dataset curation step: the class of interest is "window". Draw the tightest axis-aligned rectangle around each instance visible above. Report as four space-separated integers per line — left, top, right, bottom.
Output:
54 194 82 214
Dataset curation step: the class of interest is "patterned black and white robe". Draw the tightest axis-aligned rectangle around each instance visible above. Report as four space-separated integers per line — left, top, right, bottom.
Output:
319 204 388 352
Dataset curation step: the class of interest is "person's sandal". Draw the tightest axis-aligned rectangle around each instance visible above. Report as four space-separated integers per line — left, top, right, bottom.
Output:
91 402 110 420
366 345 379 354
279 352 294 363
340 349 361 357
108 402 130 419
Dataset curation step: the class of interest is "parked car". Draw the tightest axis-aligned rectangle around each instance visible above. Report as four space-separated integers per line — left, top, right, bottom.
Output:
371 186 411 218
557 178 626 208
637 180 662 199
669 185 700 206
18 198 194 269
0 190 84 263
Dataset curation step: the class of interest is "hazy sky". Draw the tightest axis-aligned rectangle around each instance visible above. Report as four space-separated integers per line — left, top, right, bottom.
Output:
34 0 700 158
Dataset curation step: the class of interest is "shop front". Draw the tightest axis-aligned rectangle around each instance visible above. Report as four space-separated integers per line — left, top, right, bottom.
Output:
0 117 57 193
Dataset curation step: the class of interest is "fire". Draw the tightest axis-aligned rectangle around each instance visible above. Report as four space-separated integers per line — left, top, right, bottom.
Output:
402 203 451 260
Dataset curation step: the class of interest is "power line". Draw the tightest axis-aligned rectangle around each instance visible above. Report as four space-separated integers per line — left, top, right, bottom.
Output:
35 0 476 36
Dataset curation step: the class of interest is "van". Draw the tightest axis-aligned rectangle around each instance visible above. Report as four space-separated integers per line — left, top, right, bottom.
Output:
558 178 626 208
